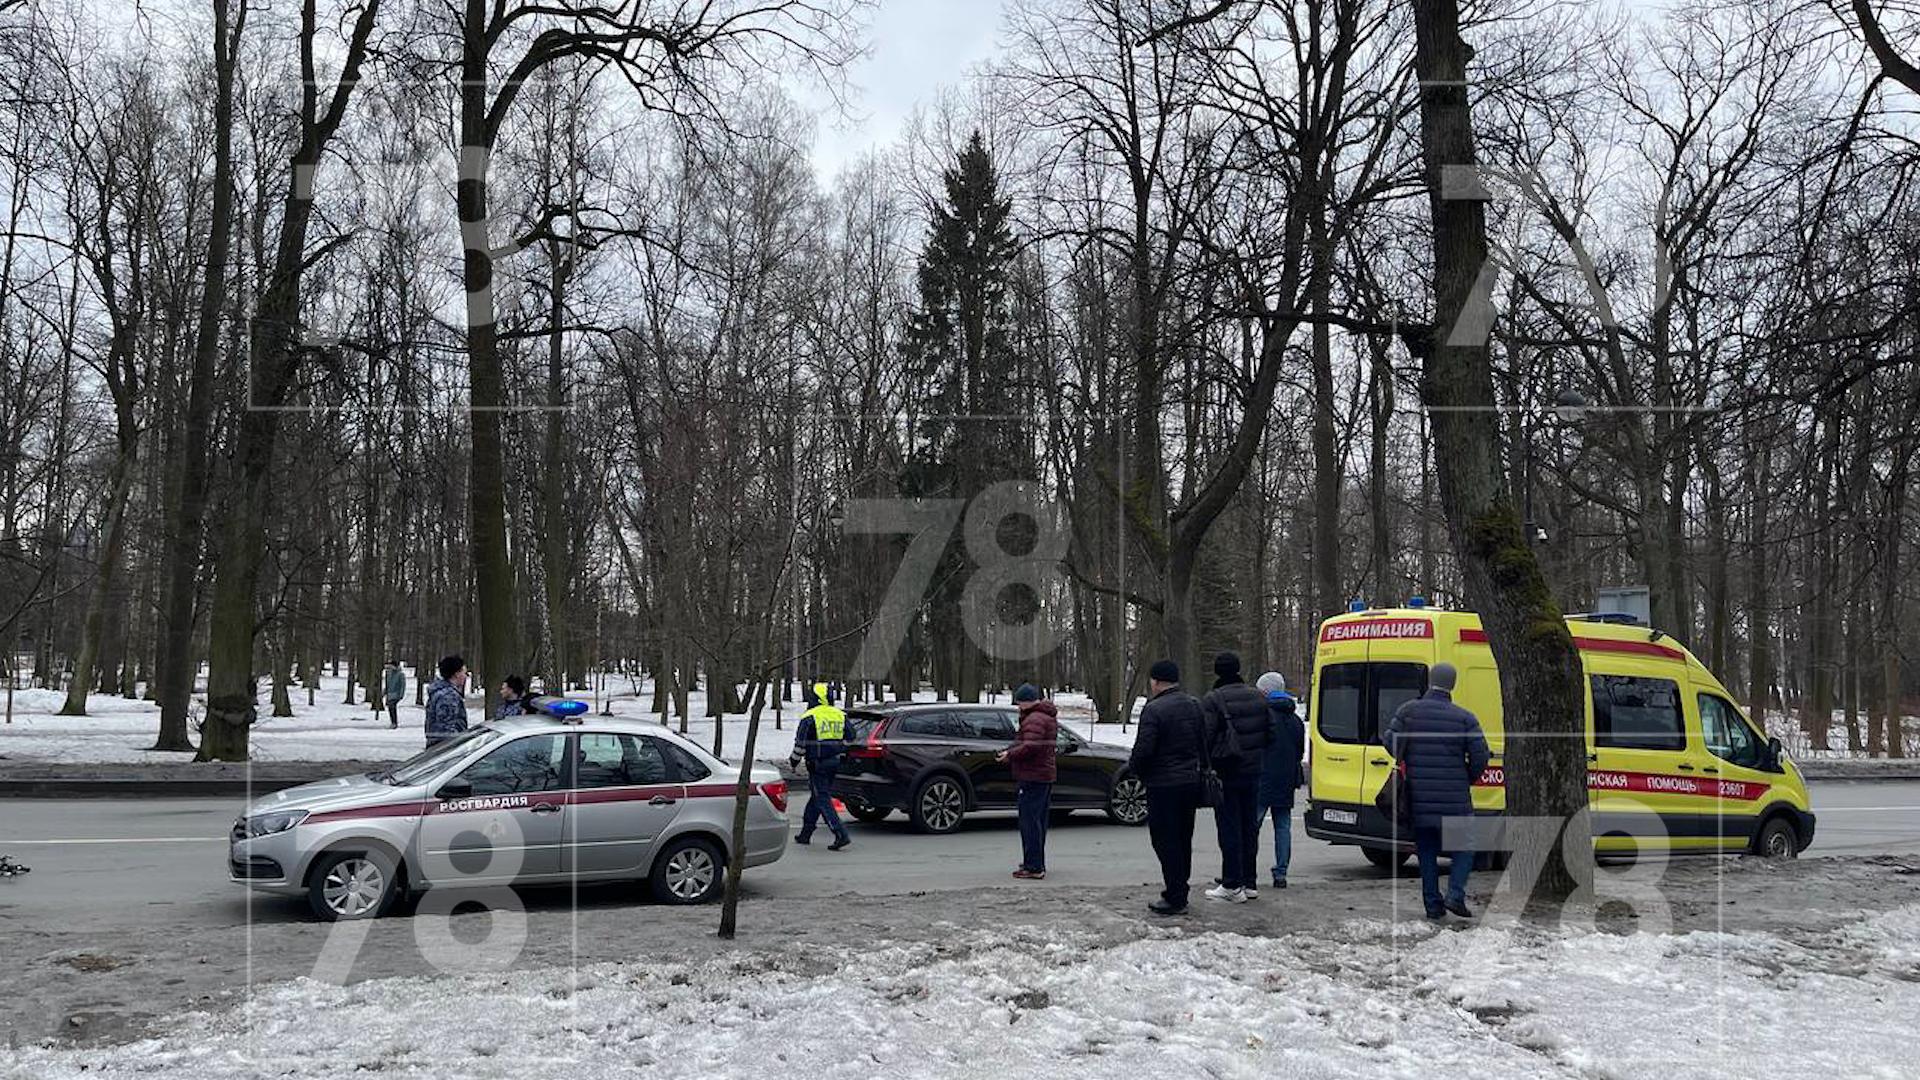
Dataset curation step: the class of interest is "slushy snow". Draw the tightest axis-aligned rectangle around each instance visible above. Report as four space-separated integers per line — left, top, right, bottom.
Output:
9 908 1919 1079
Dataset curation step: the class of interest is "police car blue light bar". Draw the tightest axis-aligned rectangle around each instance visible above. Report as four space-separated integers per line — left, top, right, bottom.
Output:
531 696 590 720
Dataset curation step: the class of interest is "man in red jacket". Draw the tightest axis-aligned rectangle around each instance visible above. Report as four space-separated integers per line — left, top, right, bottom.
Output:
999 683 1058 879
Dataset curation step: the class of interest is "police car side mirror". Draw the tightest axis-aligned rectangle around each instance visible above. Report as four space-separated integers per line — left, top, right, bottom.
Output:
438 777 473 800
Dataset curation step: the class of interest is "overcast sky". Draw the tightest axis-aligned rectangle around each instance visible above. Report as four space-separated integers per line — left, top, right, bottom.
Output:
805 0 1010 180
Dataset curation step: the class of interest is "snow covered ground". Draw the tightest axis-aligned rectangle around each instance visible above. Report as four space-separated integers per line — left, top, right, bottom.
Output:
8 906 1918 1079
0 674 1136 766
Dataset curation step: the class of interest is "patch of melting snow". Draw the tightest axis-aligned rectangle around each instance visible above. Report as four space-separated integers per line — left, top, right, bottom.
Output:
8 910 1920 1080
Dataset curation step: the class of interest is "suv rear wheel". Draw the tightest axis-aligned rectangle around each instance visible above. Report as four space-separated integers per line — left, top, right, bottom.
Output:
910 775 966 834
1105 774 1148 826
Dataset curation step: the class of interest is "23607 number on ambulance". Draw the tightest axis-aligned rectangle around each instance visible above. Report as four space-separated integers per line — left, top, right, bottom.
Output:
1304 606 1816 865
228 705 789 920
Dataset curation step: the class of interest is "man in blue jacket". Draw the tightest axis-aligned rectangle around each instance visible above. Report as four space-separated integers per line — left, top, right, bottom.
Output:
1384 662 1492 919
1255 672 1305 889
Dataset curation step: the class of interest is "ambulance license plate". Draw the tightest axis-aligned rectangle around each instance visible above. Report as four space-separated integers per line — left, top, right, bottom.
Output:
1324 809 1358 825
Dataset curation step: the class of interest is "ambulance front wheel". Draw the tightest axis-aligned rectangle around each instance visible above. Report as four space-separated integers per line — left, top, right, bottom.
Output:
1362 847 1410 871
1750 816 1800 860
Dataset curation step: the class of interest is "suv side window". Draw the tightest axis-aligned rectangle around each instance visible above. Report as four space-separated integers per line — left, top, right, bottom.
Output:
574 733 670 787
1698 694 1764 769
460 733 567 796
1056 727 1082 752
966 712 1017 741
899 714 946 738
1592 676 1685 752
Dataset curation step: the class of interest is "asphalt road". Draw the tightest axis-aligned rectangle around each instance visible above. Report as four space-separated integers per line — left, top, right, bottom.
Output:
4 780 1920 1049
3 779 1918 931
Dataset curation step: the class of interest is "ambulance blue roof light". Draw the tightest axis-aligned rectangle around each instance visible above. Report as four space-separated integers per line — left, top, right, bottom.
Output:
1408 596 1427 609
1348 598 1368 612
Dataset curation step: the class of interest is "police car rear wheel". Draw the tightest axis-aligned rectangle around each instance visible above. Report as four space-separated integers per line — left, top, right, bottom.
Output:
308 850 400 921
911 777 965 834
1750 816 1799 860
651 837 724 904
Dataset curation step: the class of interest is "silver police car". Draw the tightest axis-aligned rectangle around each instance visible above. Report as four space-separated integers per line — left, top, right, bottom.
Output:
229 705 789 920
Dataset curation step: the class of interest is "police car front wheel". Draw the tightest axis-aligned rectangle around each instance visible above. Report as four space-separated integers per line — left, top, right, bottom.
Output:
308 849 402 921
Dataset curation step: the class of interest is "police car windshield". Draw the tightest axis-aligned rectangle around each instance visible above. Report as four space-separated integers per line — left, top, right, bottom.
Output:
379 728 504 786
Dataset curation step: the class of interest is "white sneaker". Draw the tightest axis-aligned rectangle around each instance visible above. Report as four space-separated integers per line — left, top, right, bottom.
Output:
1205 883 1247 903
1242 884 1258 900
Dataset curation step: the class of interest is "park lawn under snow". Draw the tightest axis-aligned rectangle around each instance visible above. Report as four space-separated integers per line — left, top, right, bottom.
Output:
0 674 1134 766
9 908 1920 1079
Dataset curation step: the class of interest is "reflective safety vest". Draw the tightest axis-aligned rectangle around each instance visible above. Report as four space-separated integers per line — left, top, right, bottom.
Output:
806 704 846 741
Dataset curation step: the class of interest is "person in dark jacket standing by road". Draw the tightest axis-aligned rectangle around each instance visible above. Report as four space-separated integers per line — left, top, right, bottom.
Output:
423 656 469 747
382 660 406 729
997 684 1058 879
1384 662 1492 919
1255 671 1305 889
1128 660 1208 915
496 675 527 720
1202 651 1272 903
789 681 851 851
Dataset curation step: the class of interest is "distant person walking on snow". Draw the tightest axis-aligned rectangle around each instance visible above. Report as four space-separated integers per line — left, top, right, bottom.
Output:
997 683 1058 879
382 660 406 729
496 675 527 720
789 681 851 850
1255 671 1305 889
424 656 469 747
1384 662 1491 920
1128 659 1209 916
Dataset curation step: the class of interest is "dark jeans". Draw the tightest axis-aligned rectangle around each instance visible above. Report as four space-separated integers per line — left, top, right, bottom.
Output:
1413 823 1474 913
799 765 848 843
1146 783 1200 907
386 696 400 727
1213 769 1261 889
1017 781 1052 871
1266 804 1293 883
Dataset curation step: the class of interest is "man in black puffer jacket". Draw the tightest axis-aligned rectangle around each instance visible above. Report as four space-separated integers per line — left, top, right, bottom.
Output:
1385 662 1492 920
1128 659 1207 915
1202 651 1272 902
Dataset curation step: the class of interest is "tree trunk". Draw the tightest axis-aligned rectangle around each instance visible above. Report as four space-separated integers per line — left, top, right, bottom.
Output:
59 440 137 716
1411 0 1588 903
460 0 520 691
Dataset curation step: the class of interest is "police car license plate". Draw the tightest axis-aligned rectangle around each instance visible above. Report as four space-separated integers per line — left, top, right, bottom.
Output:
1324 809 1358 825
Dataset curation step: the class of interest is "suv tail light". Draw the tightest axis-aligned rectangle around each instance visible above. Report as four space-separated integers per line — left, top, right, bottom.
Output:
845 718 890 760
758 780 788 812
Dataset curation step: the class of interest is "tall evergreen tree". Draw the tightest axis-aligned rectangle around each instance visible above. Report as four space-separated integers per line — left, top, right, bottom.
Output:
902 131 1024 700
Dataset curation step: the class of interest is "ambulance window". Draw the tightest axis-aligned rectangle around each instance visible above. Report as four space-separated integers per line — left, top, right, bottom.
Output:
1317 664 1365 743
1699 695 1763 769
1373 664 1428 739
1591 676 1684 752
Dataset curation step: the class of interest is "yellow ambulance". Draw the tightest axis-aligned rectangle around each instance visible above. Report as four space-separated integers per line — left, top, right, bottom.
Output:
1303 604 1815 865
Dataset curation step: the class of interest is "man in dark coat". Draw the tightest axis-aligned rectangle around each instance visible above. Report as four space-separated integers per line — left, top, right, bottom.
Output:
1255 671 1305 888
1384 662 1492 919
423 655 469 747
1127 659 1208 915
1202 651 1272 901
998 684 1058 879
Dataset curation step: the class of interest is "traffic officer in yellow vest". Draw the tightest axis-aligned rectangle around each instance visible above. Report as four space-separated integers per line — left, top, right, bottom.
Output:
789 681 852 850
